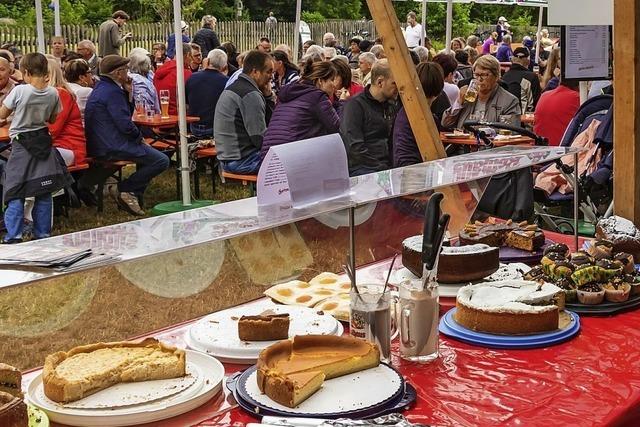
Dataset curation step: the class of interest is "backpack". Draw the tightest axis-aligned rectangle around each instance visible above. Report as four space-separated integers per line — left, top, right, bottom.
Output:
477 168 534 222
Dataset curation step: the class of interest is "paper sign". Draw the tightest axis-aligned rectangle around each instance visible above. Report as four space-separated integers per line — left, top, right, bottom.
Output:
257 134 350 208
562 26 611 81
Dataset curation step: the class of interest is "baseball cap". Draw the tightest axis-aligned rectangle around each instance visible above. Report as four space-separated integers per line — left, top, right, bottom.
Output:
99 55 130 74
181 21 188 31
513 47 530 59
498 16 507 22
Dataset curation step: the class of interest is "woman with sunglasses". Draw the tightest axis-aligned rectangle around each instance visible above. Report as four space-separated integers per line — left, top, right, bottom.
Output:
442 54 521 130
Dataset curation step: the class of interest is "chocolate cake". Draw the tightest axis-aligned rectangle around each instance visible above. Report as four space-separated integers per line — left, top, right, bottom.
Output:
402 236 499 282
596 216 640 261
459 220 545 252
0 391 27 427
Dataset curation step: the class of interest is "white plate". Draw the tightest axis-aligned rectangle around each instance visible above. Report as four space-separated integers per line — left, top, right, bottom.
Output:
62 362 200 409
391 263 531 297
243 365 403 414
186 305 344 364
26 350 224 427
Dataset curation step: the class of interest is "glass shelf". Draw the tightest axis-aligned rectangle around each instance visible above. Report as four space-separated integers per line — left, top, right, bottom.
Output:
0 146 581 289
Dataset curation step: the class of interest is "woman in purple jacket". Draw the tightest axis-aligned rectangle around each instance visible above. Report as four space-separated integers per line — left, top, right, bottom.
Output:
260 61 340 159
392 62 445 168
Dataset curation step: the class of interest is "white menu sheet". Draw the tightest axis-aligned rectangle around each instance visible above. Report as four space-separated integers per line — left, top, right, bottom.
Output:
564 25 611 80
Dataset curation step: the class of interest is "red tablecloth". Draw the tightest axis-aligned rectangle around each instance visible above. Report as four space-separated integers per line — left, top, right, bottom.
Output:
26 232 640 427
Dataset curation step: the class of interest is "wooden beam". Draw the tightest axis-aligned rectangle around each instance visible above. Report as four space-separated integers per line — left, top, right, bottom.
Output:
366 0 470 232
613 0 640 224
366 0 446 161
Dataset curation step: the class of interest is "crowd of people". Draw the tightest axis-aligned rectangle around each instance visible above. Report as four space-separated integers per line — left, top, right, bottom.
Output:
0 9 611 243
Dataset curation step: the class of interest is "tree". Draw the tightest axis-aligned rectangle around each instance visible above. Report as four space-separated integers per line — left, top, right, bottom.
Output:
138 0 207 22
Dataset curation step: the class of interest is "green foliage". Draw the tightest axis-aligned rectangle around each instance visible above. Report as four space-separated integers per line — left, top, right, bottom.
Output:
81 0 114 25
307 0 361 19
301 11 326 23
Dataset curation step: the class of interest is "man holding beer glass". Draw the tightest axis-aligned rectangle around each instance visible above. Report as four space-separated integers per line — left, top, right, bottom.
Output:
442 55 521 131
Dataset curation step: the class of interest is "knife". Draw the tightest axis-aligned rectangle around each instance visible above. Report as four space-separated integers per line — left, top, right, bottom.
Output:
422 192 444 270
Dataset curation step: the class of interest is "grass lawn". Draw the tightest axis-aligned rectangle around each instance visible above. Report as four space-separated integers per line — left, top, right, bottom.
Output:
52 164 252 235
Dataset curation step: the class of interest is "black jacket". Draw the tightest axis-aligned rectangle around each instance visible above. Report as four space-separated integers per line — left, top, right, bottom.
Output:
339 87 399 176
502 63 542 112
191 27 220 58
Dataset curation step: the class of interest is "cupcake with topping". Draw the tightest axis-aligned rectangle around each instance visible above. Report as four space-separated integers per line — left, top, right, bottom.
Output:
577 282 605 305
624 273 640 296
595 258 624 280
551 260 575 280
613 252 636 274
541 252 567 277
544 243 570 258
587 239 614 260
571 264 604 287
603 278 631 303
555 277 578 303
523 265 548 282
569 251 594 267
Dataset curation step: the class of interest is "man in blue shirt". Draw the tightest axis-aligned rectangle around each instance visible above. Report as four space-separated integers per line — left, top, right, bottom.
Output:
186 49 229 138
166 21 191 59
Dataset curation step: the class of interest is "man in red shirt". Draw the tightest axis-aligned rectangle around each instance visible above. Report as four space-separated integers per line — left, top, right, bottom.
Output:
153 43 193 115
534 80 580 146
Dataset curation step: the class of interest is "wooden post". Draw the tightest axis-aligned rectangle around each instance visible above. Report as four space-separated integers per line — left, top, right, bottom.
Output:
365 0 445 160
366 0 472 232
614 0 640 224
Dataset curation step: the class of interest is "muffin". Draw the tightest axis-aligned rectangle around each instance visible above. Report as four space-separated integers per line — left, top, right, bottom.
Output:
623 274 640 297
603 278 631 303
595 259 623 280
613 252 636 274
541 252 567 277
569 251 594 267
577 283 605 305
555 277 578 303
587 239 614 260
571 265 604 287
544 243 570 258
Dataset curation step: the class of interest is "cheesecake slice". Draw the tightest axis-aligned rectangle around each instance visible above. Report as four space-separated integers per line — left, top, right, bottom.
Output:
257 335 380 408
43 338 186 403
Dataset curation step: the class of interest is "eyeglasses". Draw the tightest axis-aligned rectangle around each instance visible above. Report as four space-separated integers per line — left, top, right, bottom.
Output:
473 72 492 80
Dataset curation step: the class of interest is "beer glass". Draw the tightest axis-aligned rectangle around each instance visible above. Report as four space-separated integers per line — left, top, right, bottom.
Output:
464 79 479 103
159 90 170 118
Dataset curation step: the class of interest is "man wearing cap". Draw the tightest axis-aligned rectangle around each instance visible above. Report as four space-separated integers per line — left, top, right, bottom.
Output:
98 10 132 57
83 55 170 216
502 46 541 113
167 21 191 59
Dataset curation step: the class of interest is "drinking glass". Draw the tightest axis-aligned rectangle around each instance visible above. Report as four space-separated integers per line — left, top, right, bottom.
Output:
134 96 144 117
159 90 170 118
398 279 439 363
350 284 398 363
464 79 479 103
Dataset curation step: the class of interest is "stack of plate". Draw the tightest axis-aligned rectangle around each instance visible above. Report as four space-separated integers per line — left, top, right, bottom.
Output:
26 350 224 427
186 303 344 364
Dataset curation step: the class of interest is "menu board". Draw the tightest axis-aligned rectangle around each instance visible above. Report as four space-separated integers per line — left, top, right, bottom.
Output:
561 25 612 81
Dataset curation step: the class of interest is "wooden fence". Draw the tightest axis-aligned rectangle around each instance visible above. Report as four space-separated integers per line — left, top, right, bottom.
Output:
0 20 377 57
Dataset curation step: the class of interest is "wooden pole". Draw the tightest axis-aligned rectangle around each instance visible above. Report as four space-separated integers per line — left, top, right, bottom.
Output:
614 0 640 224
366 0 470 232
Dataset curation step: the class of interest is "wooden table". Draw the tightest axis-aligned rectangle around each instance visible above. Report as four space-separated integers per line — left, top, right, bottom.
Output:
22 233 640 427
0 126 9 143
440 132 535 153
